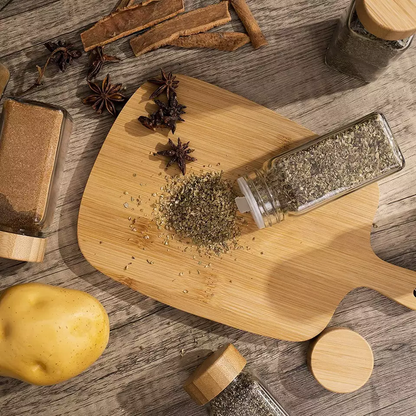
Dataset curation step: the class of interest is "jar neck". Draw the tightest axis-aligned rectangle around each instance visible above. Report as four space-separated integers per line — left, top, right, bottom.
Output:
244 170 285 228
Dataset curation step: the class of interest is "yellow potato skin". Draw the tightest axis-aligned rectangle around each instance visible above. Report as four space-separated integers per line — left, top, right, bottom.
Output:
0 283 110 385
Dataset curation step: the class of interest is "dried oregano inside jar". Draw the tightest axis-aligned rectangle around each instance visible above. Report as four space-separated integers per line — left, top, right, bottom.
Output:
236 113 404 229
184 344 289 416
326 0 415 82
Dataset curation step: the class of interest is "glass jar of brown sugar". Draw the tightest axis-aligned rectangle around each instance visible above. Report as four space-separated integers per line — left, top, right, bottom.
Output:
326 0 416 82
184 344 289 416
236 113 404 229
0 98 73 262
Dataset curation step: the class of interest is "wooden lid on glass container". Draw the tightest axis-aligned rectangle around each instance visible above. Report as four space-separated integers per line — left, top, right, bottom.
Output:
356 0 416 40
0 231 46 262
184 344 247 406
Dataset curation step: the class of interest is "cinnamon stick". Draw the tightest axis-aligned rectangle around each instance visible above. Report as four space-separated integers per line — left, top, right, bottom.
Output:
81 0 185 52
130 2 231 57
168 32 249 51
230 0 267 49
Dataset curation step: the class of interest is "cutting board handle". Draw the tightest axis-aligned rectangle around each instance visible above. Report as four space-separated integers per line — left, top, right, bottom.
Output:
365 253 416 311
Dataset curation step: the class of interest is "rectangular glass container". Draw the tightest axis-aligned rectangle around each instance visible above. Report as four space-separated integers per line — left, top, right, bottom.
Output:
0 98 73 262
325 1 413 82
208 370 289 416
237 113 405 229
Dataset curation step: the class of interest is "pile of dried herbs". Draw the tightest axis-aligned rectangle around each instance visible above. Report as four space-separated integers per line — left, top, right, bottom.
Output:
156 171 241 255
210 372 289 416
263 114 402 213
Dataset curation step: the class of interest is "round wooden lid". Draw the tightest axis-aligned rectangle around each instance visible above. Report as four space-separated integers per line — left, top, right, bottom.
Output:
184 344 247 405
356 0 416 40
308 328 374 394
0 231 46 263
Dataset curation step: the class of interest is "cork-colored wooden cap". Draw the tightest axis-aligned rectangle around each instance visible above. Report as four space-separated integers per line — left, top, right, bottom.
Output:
0 231 46 263
184 344 247 405
308 328 374 394
356 0 416 40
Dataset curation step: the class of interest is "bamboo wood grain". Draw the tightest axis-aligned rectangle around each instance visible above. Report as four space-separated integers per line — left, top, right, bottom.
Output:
184 344 247 405
78 75 416 342
0 231 46 263
1 1 416 415
356 0 416 40
308 328 374 394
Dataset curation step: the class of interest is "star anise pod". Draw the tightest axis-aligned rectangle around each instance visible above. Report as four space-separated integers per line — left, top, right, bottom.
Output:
139 95 186 134
88 47 121 81
148 69 179 100
138 112 163 131
19 40 82 96
83 74 125 116
155 138 196 175
154 96 186 134
44 41 82 72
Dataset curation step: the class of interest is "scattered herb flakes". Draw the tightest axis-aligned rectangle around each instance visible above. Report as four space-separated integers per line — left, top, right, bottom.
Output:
156 171 241 255
146 259 154 265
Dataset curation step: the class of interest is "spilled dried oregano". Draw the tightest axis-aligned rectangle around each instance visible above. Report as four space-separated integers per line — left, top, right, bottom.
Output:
155 171 241 255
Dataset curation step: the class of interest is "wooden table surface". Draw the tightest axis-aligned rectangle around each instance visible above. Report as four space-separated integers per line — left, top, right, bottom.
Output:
0 1 415 415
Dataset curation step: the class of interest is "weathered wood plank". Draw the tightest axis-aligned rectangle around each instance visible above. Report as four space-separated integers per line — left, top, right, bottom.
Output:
0 0 58 20
0 0 415 415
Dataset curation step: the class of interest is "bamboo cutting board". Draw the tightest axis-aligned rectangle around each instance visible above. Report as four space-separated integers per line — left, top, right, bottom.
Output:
78 75 416 342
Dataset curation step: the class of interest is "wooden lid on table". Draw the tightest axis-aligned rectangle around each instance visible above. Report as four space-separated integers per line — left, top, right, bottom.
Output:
308 328 374 394
0 231 46 263
356 0 416 40
184 344 247 405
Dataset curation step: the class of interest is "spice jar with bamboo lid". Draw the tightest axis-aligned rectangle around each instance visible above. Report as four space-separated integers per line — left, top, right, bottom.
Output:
0 98 73 262
235 113 404 229
184 344 289 416
326 0 416 82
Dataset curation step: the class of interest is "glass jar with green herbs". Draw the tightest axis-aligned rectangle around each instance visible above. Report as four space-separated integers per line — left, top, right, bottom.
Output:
326 0 415 82
184 344 289 416
236 113 404 229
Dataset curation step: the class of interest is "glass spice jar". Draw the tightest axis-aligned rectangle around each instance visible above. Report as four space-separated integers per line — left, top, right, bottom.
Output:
0 98 73 262
236 113 404 229
184 344 290 416
326 0 415 82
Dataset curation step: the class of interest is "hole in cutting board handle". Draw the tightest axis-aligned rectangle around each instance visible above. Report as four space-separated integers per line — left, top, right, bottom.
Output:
414 289 416 298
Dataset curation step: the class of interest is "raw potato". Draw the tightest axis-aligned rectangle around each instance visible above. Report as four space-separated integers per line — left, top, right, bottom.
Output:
0 283 110 385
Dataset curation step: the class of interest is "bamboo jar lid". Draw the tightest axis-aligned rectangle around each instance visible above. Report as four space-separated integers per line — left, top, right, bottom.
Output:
184 344 247 405
308 328 374 394
356 0 416 40
0 231 46 263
